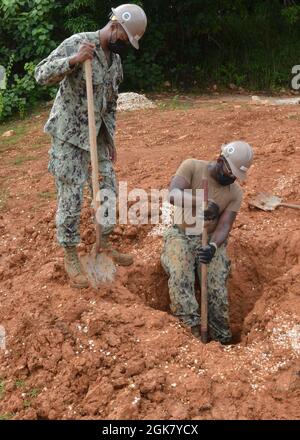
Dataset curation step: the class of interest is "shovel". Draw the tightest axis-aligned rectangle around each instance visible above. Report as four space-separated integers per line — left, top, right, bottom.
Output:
80 59 117 287
200 169 209 343
248 192 300 212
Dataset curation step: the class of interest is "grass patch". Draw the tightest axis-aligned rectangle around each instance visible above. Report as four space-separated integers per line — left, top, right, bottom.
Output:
0 412 14 420
0 189 9 211
158 95 193 111
23 399 31 409
0 378 5 399
0 125 28 152
38 190 56 200
27 388 40 399
214 104 228 111
13 155 37 166
30 139 47 151
22 388 41 409
15 379 26 389
287 113 300 120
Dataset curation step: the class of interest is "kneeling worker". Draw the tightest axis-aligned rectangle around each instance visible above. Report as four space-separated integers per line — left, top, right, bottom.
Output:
161 141 254 343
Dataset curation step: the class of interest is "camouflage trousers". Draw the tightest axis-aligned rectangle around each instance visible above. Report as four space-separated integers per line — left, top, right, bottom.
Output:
161 226 232 343
49 128 117 247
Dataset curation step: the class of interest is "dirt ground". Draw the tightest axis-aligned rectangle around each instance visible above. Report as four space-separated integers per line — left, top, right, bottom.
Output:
0 94 299 420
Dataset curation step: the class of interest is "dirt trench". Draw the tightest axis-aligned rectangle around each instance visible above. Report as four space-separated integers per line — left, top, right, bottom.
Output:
115 223 298 345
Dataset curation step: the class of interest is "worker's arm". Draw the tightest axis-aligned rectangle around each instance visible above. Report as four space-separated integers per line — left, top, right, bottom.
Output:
199 210 237 264
34 38 94 86
169 175 202 208
169 175 217 227
210 210 237 247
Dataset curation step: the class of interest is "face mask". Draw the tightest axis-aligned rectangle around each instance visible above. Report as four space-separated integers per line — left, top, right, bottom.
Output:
216 162 236 186
108 30 129 56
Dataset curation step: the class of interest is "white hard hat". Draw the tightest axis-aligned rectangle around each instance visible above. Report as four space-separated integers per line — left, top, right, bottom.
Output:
111 4 147 49
221 141 254 181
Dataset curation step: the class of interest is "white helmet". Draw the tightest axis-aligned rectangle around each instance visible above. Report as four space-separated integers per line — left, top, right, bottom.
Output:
111 4 147 49
221 141 254 181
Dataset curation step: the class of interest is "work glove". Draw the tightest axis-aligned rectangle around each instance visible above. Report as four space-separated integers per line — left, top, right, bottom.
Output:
206 201 219 220
199 201 219 221
198 243 217 264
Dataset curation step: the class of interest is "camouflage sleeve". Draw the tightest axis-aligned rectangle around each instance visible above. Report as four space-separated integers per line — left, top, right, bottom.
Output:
109 56 124 116
34 36 80 86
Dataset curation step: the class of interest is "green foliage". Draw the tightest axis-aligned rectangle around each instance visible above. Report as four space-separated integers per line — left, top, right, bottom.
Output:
0 0 58 121
1 0 300 121
123 51 164 90
0 61 47 121
282 5 300 25
1 0 56 62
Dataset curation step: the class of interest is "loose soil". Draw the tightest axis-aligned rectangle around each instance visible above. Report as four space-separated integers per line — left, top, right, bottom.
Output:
0 94 299 420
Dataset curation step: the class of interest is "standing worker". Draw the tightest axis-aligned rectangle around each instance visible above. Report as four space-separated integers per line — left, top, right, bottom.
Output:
161 141 254 343
35 4 147 288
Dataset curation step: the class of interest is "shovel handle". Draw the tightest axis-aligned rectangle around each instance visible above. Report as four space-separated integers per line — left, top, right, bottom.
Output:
85 59 102 252
200 170 208 343
280 203 300 210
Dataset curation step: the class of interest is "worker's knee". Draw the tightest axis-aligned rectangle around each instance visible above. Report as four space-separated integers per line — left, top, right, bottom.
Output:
161 233 193 274
161 249 194 277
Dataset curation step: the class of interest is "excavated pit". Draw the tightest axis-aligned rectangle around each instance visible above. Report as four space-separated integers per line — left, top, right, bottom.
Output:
122 230 295 344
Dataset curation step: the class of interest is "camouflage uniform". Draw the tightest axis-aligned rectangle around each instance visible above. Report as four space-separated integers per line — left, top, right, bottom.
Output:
161 226 232 343
35 31 122 247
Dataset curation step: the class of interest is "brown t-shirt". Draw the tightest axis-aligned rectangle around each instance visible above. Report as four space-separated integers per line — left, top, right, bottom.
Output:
173 159 243 234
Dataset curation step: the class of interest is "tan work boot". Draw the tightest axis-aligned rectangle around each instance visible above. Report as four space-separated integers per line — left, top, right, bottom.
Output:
64 246 89 288
102 237 134 266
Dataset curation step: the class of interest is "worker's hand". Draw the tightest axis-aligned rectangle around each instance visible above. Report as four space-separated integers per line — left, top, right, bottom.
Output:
198 244 216 264
69 42 95 65
204 201 219 221
199 201 219 220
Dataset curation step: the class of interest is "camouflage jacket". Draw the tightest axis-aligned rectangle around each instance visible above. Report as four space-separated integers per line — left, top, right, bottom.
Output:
35 31 123 151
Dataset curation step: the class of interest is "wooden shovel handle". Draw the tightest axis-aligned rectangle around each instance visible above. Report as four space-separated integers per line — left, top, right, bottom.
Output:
85 59 102 252
280 203 300 210
200 169 208 343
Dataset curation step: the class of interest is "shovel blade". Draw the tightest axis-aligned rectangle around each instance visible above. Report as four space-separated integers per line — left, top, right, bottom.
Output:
248 192 282 211
80 251 117 288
